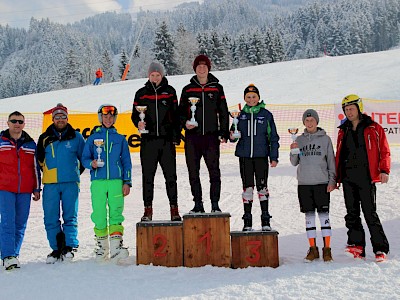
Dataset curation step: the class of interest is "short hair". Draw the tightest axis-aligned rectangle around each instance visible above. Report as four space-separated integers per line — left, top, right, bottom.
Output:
8 111 24 120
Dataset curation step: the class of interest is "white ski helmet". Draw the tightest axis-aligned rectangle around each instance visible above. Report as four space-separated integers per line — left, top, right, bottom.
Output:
98 104 118 124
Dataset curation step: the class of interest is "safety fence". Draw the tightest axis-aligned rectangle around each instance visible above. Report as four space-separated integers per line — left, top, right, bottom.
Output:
1 99 399 157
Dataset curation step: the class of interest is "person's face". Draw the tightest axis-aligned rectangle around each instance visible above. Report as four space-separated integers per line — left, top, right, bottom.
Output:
102 113 115 128
344 104 360 122
195 62 209 79
304 117 318 133
149 72 162 86
53 113 68 131
244 93 259 107
7 115 25 135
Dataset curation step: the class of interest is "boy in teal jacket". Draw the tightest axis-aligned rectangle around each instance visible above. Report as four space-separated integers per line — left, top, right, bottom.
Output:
82 104 132 263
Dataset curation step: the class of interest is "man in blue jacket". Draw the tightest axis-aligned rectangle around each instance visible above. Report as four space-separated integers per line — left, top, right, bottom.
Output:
37 103 85 263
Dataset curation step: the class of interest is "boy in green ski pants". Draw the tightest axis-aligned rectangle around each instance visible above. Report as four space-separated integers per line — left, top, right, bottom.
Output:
82 104 132 263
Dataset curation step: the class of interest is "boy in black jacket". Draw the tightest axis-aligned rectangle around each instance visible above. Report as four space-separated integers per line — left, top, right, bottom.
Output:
179 55 229 213
132 62 181 222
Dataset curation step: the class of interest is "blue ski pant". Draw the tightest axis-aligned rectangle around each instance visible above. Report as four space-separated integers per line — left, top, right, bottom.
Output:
0 191 31 260
42 182 79 250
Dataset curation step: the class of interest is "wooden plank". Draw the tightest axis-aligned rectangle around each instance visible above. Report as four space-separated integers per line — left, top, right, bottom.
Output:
136 221 183 267
230 230 279 268
183 213 231 267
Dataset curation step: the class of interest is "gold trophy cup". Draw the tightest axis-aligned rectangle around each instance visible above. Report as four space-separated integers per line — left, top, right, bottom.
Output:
94 139 105 167
187 97 199 127
288 128 300 154
136 106 149 134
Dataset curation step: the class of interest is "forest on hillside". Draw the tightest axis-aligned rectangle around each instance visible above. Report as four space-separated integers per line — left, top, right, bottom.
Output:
0 0 399 99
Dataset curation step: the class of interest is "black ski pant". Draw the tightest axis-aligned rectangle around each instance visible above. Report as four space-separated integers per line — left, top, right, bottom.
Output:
239 157 269 191
342 170 389 254
184 134 221 204
140 137 178 206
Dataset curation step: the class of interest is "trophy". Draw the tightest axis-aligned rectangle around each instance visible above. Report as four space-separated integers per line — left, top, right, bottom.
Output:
288 128 300 154
187 97 199 127
136 106 149 134
230 110 241 139
94 139 105 167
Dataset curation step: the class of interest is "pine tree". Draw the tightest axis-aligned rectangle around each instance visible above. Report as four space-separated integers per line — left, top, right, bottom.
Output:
153 21 180 75
175 23 199 74
101 50 114 82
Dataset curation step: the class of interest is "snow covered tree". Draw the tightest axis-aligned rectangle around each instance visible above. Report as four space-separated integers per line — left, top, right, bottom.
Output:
153 21 180 75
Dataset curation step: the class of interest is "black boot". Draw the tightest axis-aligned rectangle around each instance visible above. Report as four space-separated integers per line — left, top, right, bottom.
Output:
242 203 253 231
189 201 205 214
260 201 272 231
211 201 222 213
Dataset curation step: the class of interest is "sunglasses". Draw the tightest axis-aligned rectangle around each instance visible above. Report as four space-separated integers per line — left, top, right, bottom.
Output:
100 106 117 115
54 115 68 120
9 119 24 124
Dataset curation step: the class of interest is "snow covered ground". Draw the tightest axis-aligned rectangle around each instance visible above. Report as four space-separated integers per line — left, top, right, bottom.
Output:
1 50 400 299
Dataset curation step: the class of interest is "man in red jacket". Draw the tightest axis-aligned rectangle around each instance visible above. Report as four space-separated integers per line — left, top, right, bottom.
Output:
336 95 390 262
0 111 41 270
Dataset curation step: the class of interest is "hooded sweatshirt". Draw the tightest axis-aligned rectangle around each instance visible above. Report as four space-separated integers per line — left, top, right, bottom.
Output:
290 127 336 186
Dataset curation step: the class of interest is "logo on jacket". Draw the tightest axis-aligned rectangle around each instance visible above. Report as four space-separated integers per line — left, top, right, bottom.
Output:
301 144 321 156
65 141 72 149
208 93 214 99
162 100 167 106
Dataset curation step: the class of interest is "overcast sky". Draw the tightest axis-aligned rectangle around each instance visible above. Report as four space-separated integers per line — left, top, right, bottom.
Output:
0 0 202 28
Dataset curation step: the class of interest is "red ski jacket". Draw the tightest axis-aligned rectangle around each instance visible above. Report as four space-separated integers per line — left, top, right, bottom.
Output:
336 116 391 184
0 130 41 193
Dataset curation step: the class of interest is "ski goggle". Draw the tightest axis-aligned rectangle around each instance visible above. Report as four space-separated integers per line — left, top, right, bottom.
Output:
100 106 117 115
9 119 24 124
342 98 361 107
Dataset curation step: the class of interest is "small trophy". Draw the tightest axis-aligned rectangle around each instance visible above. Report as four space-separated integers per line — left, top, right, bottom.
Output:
288 128 300 154
187 97 199 127
230 110 241 139
94 139 105 167
136 106 149 134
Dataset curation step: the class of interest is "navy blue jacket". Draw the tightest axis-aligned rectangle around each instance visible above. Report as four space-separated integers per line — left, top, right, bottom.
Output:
234 105 280 160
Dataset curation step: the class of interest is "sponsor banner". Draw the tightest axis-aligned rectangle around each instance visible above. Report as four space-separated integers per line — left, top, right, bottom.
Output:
334 99 400 145
43 112 185 152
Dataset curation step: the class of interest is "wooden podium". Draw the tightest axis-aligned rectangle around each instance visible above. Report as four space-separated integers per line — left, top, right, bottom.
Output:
230 230 279 268
183 213 231 267
136 221 183 267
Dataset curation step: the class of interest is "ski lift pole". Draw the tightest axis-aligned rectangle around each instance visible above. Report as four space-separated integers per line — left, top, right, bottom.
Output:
121 17 147 81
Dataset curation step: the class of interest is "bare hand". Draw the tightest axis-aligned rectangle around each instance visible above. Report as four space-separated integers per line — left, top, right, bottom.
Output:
327 184 336 193
270 161 278 168
138 121 146 131
185 121 196 130
290 142 299 149
123 184 131 196
220 138 227 143
33 191 41 201
380 173 389 184
91 160 98 169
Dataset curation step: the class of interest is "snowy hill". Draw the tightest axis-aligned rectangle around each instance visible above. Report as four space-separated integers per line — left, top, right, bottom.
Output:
1 50 399 299
1 48 400 114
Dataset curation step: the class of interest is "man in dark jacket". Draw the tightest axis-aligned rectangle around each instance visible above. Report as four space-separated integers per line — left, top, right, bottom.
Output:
179 54 229 213
132 62 181 222
336 94 390 262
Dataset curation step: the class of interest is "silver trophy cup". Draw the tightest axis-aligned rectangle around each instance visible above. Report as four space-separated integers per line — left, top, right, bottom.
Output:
230 110 241 139
288 128 300 154
136 106 149 134
94 139 105 167
187 97 199 127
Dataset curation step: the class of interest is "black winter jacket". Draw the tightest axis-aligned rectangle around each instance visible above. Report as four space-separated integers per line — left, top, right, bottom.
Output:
179 73 229 140
132 77 180 144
